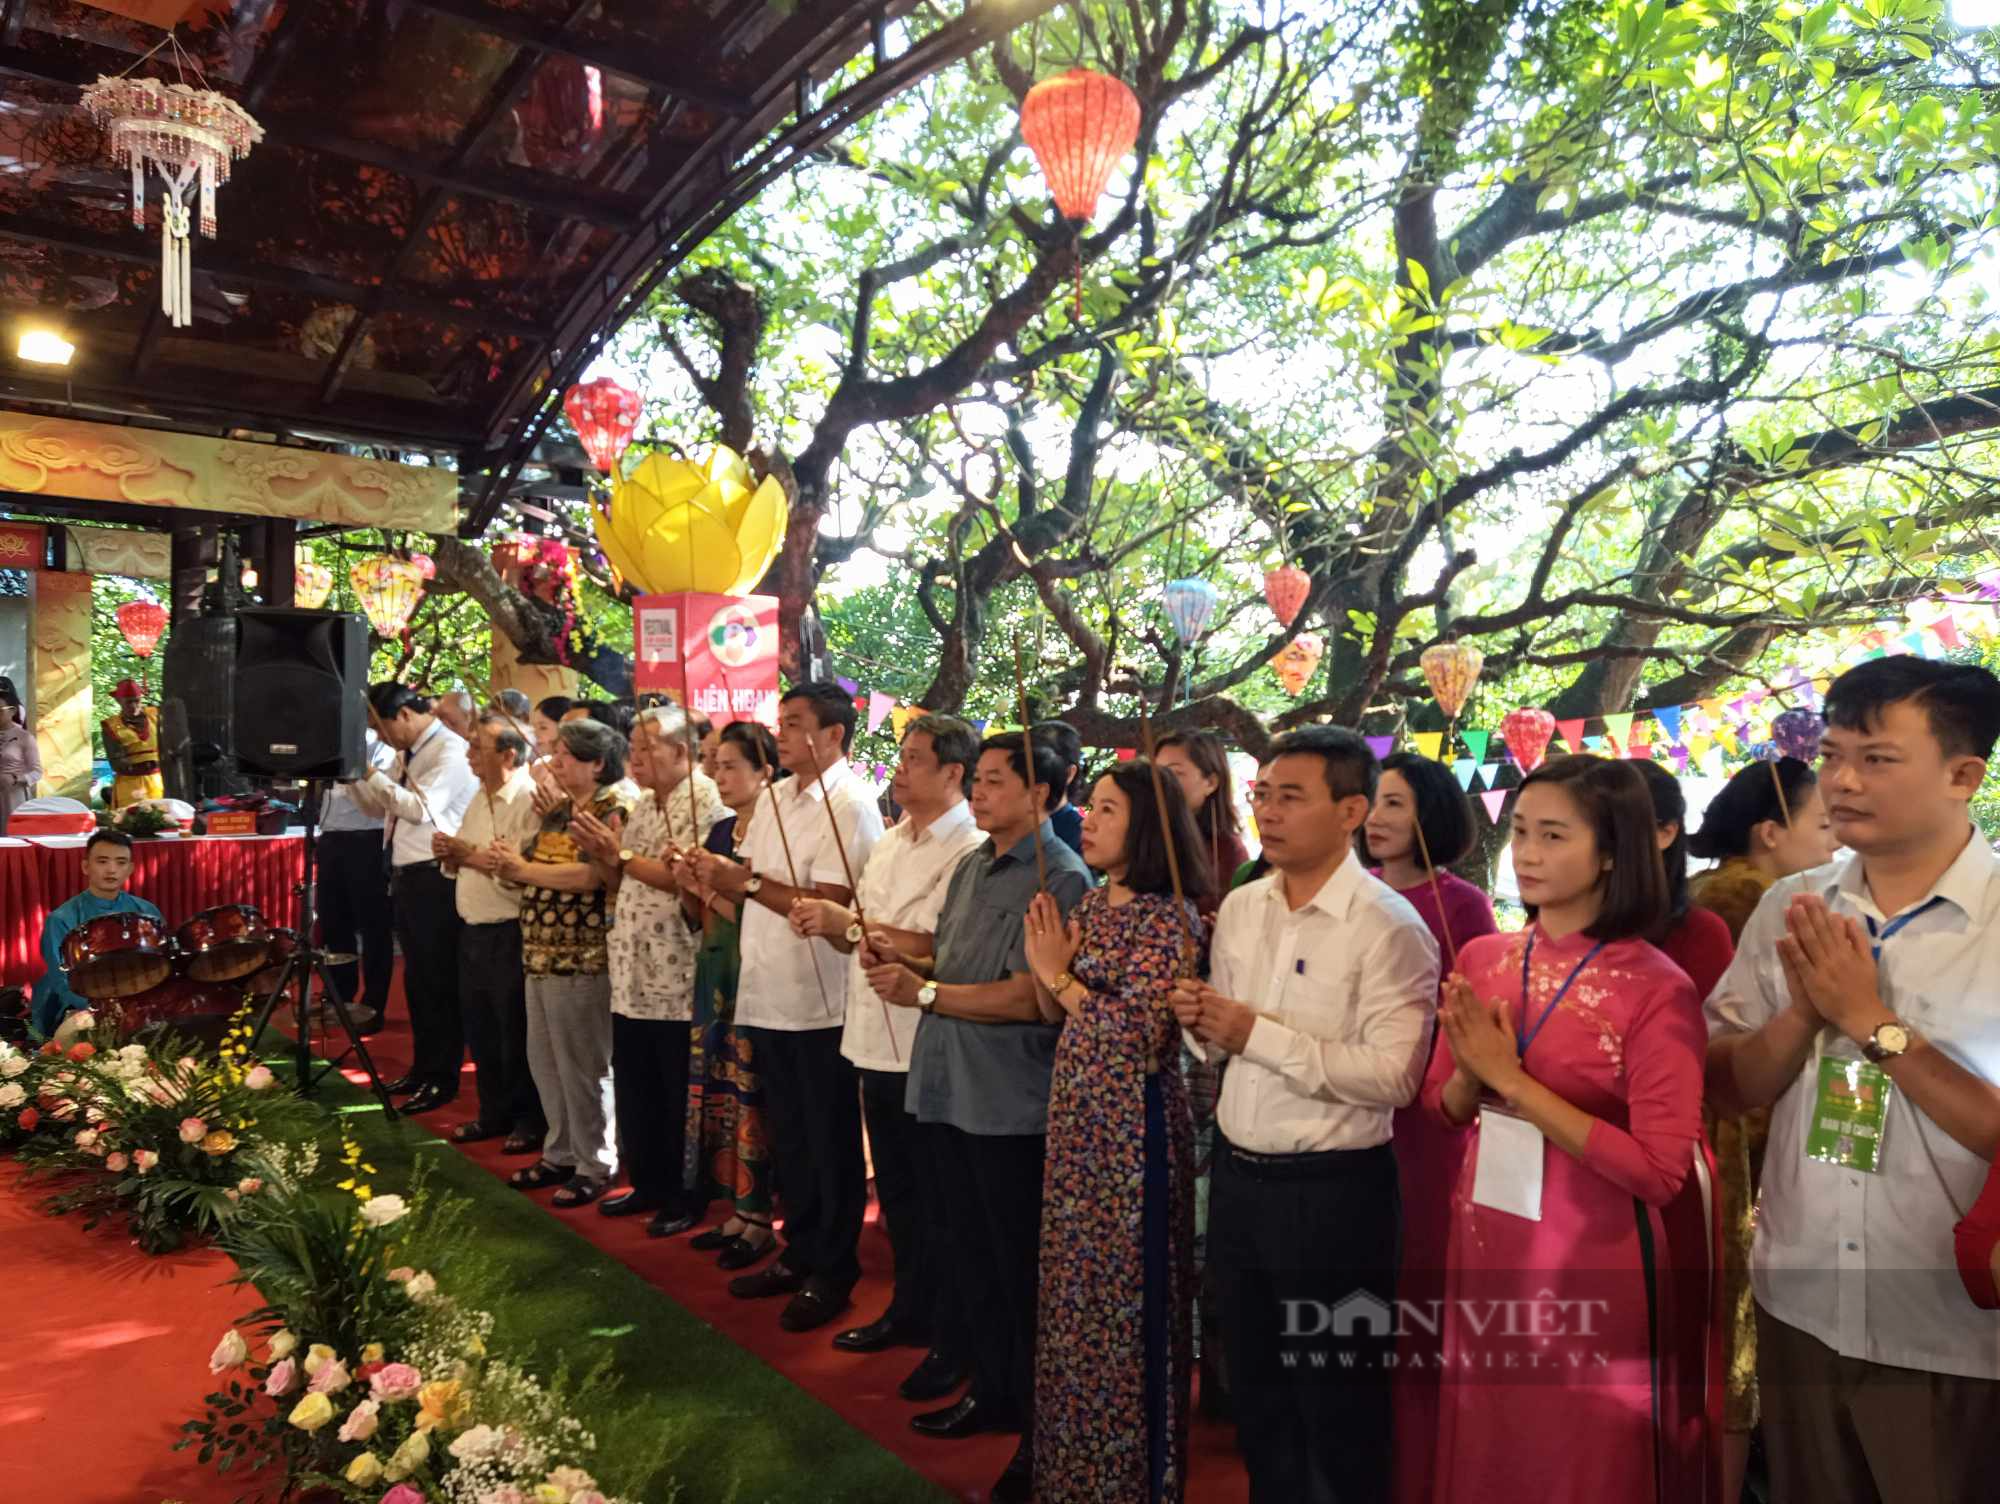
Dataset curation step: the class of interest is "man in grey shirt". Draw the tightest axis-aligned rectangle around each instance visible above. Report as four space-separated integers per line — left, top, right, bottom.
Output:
864 734 1092 1504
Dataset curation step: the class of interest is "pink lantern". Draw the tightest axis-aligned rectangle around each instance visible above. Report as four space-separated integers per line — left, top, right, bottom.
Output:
1501 707 1557 774
562 377 642 473
1270 633 1324 695
1263 565 1310 628
115 600 168 659
408 553 435 582
1019 68 1141 224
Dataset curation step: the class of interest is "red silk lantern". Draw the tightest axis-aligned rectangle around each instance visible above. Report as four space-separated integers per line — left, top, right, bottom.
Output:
1263 565 1310 628
1020 68 1141 224
115 600 168 659
408 553 435 582
562 377 642 474
1501 707 1557 774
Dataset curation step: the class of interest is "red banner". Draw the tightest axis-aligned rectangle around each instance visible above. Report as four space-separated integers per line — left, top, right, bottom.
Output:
0 522 45 569
631 591 779 727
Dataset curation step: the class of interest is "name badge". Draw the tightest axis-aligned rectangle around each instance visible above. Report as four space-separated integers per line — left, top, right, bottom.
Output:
1804 1052 1892 1175
1472 1106 1545 1221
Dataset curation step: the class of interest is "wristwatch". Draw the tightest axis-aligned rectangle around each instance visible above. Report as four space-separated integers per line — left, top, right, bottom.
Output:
617 848 636 871
1862 1019 1912 1064
1049 971 1077 996
916 981 939 1012
845 920 865 944
743 872 763 896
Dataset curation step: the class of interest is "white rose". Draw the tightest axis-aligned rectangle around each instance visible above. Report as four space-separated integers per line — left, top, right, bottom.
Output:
403 1271 437 1303
448 1424 505 1463
208 1329 249 1373
358 1194 408 1227
70 1011 93 1031
0 1055 27 1078
0 1083 24 1109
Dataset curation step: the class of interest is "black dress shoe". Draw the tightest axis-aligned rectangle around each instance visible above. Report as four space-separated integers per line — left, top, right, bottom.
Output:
910 1394 1013 1439
899 1348 968 1403
646 1209 699 1239
728 1261 805 1300
833 1314 927 1354
991 1443 1033 1504
400 1084 456 1114
716 1233 777 1271
779 1283 851 1333
597 1190 658 1218
689 1224 734 1252
381 1074 424 1095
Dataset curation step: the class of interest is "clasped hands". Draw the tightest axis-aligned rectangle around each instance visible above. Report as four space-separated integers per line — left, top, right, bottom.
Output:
1776 893 1892 1044
1168 979 1257 1056
861 930 926 1008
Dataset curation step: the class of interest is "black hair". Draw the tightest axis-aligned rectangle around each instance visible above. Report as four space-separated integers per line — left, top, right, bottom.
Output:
534 695 573 723
473 709 529 765
1264 724 1379 802
720 719 785 780
1516 755 1669 943
496 688 532 718
1689 758 1818 861
1631 759 1690 920
1825 657 2000 761
582 700 633 738
1153 729 1243 840
1090 760 1214 898
85 828 134 856
908 713 980 798
979 733 1070 813
367 681 428 719
1357 751 1478 869
1031 719 1087 805
782 682 859 753
555 717 626 785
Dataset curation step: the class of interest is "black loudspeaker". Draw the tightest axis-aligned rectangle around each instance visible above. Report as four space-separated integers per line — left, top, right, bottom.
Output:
232 609 369 780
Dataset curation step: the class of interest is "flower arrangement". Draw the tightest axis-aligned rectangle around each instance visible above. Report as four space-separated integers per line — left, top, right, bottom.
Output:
187 1169 642 1502
8 1009 324 1251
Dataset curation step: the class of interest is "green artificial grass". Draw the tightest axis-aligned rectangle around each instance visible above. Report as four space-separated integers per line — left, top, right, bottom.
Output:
277 1064 945 1504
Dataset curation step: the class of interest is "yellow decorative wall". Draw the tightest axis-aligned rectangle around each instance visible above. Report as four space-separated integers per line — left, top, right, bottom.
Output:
29 569 92 800
491 632 579 706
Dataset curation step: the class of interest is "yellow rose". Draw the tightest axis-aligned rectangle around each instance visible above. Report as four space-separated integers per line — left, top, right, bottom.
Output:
344 1453 384 1486
361 1343 385 1364
384 1430 430 1481
267 1329 297 1360
286 1392 335 1432
302 1343 336 1377
199 1129 237 1155
414 1376 469 1432
534 1489 569 1504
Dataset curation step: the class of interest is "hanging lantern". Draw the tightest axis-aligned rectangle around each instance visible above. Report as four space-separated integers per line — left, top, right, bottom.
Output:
1161 578 1218 643
1420 642 1485 721
80 55 263 329
408 552 435 582
115 600 168 659
349 556 425 638
1019 68 1141 224
563 376 642 474
597 447 789 596
1263 565 1310 628
1770 708 1825 763
1500 707 1557 774
1270 633 1324 695
294 558 333 609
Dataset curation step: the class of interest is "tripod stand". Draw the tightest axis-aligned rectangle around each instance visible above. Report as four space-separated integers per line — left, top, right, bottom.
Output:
245 780 397 1115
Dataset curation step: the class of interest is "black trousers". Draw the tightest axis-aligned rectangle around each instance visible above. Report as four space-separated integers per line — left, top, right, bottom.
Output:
936 1125 1046 1428
859 1067 941 1337
390 861 462 1088
459 919 541 1136
1211 1138 1400 1504
748 1024 864 1293
917 1117 973 1365
612 1013 693 1210
316 828 394 1016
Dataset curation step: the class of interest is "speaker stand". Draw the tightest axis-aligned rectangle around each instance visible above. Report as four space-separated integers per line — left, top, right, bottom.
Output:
244 781 397 1115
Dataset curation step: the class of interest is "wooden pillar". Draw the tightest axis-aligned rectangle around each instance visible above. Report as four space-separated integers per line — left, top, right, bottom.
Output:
262 518 297 607
169 526 213 623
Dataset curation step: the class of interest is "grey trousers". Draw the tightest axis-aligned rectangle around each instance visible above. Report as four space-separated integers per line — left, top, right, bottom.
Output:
523 971 616 1180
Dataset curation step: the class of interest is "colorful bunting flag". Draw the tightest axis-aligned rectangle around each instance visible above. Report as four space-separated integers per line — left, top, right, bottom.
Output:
1366 735 1394 761
1602 712 1634 755
1452 758 1477 791
1583 735 1605 750
1554 718 1586 756
890 704 921 738
1460 729 1490 764
1653 705 1682 746
1931 616 1964 650
1413 731 1444 761
1480 790 1510 824
867 690 896 734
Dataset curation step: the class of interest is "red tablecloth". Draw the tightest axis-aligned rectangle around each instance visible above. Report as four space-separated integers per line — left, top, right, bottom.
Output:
0 834 306 989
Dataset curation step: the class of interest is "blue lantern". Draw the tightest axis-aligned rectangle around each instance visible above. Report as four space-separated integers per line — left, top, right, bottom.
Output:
1161 578 1218 643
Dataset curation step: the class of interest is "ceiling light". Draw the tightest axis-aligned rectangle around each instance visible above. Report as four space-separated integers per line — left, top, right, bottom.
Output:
18 329 74 365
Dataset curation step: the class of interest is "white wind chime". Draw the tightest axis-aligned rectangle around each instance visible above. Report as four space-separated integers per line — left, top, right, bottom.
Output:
79 37 263 329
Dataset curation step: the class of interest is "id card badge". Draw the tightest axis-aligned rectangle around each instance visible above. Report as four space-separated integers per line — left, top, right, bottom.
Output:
1472 1106 1545 1221
1803 1046 1893 1174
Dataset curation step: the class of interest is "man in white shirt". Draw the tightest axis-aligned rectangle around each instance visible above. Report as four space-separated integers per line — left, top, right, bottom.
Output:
1171 726 1439 1504
433 710 542 1150
791 714 986 1371
316 729 397 1033
1706 657 2000 1503
344 682 479 1112
695 683 884 1333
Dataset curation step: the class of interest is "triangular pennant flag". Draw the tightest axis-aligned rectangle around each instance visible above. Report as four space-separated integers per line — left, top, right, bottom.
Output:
1452 758 1477 791
1366 735 1394 761
835 675 860 696
1702 746 1726 779
1413 731 1444 761
1460 729 1490 764
1653 705 1683 746
1903 630 1930 658
1670 746 1689 769
1583 735 1606 750
1554 717 1586 756
1687 732 1712 760
1602 712 1634 756
970 718 988 735
1626 719 1651 757
1480 789 1510 824
867 690 896 734
891 705 923 738
1115 747 1137 761
1931 615 1964 650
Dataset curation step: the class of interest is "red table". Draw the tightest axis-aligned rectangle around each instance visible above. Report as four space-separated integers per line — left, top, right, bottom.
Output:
0 834 306 989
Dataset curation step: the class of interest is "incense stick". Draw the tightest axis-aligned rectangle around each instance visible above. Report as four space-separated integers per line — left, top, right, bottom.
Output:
805 747 900 1061
1409 813 1459 971
758 769 836 1019
1767 760 1793 827
1135 685 1200 970
1012 632 1049 892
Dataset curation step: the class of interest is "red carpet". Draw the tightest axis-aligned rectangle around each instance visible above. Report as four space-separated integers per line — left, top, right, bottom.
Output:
0 1160 261 1504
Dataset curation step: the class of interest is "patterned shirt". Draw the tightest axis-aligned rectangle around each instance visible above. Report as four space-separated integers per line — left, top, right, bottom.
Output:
608 772 727 1021
519 784 636 977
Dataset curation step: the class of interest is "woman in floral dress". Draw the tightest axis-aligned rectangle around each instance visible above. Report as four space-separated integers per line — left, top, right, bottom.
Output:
1025 759 1212 1504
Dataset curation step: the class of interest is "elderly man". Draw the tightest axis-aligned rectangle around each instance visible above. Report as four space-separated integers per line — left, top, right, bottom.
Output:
572 706 726 1235
434 710 544 1152
490 717 635 1207
433 689 477 742
345 683 480 1112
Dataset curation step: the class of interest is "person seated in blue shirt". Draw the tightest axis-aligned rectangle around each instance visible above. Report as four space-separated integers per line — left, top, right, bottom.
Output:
31 829 162 1039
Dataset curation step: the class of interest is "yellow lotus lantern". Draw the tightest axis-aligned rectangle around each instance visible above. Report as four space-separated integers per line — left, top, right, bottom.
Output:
594 445 788 596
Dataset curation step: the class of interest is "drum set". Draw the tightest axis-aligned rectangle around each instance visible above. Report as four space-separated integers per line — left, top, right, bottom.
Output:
58 903 316 1049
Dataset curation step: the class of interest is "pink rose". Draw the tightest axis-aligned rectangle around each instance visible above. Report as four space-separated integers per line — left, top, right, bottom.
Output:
237 1177 263 1195
243 1065 275 1090
178 1116 207 1143
308 1358 352 1394
379 1487 427 1504
385 1266 415 1284
368 1363 422 1402
337 1397 380 1443
132 1148 158 1172
105 1152 129 1172
264 1357 298 1396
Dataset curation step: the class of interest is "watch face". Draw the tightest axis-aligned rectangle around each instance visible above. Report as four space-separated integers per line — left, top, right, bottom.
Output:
619 849 635 863
845 921 865 944
1877 1024 1911 1054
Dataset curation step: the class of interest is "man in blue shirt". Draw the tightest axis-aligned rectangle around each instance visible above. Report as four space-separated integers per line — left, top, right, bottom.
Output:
31 829 162 1038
